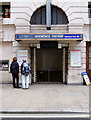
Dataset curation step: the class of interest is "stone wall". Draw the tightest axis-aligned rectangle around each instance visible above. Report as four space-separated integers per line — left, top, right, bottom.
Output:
68 41 86 84
0 0 90 84
0 42 13 83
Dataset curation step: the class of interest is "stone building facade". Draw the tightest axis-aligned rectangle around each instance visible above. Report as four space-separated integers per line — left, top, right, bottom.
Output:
0 0 91 84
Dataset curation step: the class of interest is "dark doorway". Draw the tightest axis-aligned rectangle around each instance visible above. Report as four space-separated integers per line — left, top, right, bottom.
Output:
36 47 63 82
86 42 91 80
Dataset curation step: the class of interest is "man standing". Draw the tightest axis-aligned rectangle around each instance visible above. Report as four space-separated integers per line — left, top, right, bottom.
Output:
21 59 30 89
10 57 21 88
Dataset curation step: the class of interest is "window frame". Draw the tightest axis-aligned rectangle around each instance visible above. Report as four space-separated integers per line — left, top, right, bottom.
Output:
1 4 10 18
88 4 91 18
30 5 68 25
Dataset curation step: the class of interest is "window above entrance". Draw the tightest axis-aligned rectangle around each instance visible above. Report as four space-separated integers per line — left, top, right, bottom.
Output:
88 2 91 18
30 5 68 25
0 2 10 18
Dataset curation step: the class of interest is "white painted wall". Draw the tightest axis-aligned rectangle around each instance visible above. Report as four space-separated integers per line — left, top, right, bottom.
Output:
30 25 68 33
0 0 90 84
68 41 86 84
0 42 13 83
2 25 15 41
1 1 90 38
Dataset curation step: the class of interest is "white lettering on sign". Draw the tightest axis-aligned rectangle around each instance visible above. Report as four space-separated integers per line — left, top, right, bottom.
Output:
23 35 29 38
52 35 63 38
64 35 80 38
34 35 50 38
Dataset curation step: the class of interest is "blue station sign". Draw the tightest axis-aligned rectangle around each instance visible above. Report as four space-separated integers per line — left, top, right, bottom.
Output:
15 33 83 41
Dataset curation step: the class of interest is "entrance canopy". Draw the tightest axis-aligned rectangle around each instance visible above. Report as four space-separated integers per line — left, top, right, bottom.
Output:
15 33 83 41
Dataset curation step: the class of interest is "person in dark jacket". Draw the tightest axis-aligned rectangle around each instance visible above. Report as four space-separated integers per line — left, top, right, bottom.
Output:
10 57 20 88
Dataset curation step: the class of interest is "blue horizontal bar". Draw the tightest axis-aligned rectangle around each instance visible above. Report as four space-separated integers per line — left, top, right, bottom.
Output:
15 34 83 40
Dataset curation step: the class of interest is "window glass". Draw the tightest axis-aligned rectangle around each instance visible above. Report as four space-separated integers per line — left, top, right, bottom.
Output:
2 5 10 18
0 5 2 13
89 52 91 57
31 13 36 24
42 7 46 24
89 47 91 51
36 9 41 24
30 5 68 25
89 64 91 70
52 7 57 24
57 9 63 24
88 4 91 18
89 58 91 63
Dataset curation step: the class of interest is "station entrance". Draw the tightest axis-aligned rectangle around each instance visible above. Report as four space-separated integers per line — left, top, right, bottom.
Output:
36 41 63 83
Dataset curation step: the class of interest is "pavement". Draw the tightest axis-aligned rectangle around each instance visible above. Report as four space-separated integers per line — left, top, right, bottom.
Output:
0 83 89 114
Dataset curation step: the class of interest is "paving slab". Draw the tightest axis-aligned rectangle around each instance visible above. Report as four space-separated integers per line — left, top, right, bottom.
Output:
0 83 89 113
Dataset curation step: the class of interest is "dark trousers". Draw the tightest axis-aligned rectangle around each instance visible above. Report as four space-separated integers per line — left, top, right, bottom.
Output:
12 74 19 88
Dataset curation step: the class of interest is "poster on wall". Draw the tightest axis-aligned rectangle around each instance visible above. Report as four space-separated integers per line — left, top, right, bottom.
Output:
17 50 28 66
70 50 81 67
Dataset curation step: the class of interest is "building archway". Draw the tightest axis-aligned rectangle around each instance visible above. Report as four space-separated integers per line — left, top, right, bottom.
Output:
30 5 69 25
30 4 69 83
